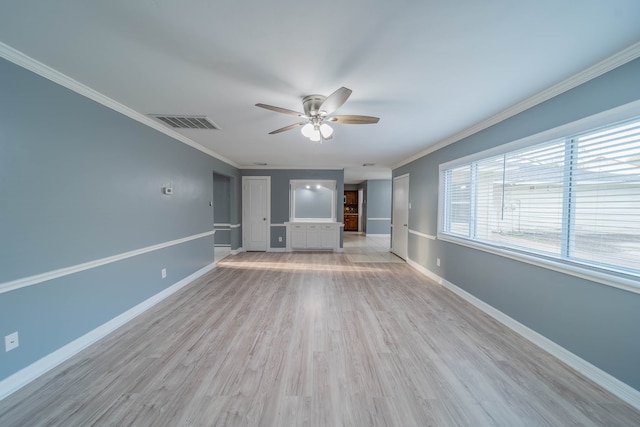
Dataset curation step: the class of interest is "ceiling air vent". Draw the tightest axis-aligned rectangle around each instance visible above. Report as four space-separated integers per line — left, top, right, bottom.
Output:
150 115 220 130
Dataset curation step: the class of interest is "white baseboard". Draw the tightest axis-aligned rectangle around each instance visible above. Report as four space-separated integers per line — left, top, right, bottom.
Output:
407 258 640 411
267 248 286 252
0 262 216 401
365 233 391 237
230 247 244 255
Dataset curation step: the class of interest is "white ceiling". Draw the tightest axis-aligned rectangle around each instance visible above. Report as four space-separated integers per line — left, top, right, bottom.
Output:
1 1 640 183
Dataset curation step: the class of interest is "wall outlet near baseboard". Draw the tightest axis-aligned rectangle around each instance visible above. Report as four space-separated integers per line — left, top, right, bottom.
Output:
278 237 282 242
161 268 167 279
5 332 19 352
436 258 441 267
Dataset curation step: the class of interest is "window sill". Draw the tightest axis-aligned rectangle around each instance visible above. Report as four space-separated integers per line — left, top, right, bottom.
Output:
437 233 640 295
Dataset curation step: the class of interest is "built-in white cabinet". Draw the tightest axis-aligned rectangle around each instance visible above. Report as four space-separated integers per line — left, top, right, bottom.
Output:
290 223 307 248
286 222 340 251
321 224 337 249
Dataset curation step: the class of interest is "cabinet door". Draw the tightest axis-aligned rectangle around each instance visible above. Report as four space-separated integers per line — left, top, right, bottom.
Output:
291 224 306 248
306 224 321 248
345 191 358 205
321 225 337 249
345 216 358 231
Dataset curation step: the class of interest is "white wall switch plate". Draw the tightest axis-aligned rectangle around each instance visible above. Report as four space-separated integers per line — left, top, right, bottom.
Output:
5 332 19 352
161 268 167 279
436 258 441 267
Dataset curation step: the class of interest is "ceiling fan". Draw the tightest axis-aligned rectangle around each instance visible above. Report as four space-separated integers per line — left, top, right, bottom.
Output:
256 87 379 142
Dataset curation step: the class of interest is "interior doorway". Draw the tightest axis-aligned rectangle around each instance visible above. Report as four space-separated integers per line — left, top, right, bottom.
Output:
392 174 409 260
213 172 232 261
242 176 270 251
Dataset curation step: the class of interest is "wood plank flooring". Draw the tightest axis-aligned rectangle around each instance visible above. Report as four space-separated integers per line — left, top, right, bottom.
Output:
1 236 639 426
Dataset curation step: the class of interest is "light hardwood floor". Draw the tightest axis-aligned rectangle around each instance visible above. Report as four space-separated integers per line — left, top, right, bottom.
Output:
1 235 639 426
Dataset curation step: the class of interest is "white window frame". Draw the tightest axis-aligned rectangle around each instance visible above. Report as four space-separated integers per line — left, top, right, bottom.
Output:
438 100 640 294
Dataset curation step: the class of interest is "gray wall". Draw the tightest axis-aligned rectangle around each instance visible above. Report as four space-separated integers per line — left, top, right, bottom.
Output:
365 180 391 235
213 173 232 246
240 169 344 249
0 58 241 381
393 58 640 391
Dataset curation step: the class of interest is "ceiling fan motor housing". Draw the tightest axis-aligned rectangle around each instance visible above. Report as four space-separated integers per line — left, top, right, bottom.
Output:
302 95 327 117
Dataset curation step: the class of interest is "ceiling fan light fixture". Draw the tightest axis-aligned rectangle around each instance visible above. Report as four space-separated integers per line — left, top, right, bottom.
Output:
301 123 314 138
310 129 321 142
256 86 379 141
320 123 333 139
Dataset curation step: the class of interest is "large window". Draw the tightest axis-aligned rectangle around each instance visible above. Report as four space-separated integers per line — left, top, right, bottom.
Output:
439 116 640 283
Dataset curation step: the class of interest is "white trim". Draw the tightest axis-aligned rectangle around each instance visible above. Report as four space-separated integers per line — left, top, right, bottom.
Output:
267 248 286 252
0 262 216 401
241 166 343 170
406 258 640 411
365 234 391 237
213 223 231 227
0 42 238 168
409 229 436 240
270 223 286 227
367 218 391 221
214 244 231 248
230 224 241 229
231 247 244 255
0 230 216 295
394 41 640 169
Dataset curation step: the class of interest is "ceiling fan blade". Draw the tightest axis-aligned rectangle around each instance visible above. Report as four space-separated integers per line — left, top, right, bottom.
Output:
268 122 306 134
319 87 352 115
256 103 307 118
328 115 380 124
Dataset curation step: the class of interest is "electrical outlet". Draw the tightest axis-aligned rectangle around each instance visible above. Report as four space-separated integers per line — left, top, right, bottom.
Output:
161 268 167 279
278 236 283 242
436 258 441 267
5 332 19 352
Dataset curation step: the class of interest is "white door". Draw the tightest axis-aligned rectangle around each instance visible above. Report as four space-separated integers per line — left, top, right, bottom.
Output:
243 176 270 251
392 174 409 260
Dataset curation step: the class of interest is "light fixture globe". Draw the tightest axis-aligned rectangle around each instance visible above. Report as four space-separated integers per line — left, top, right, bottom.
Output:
319 123 333 138
310 128 321 142
301 123 314 138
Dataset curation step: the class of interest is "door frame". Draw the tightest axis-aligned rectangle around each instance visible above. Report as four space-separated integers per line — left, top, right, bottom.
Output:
392 173 409 260
242 176 271 251
358 188 364 232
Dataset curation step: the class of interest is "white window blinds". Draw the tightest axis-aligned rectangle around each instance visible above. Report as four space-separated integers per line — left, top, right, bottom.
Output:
440 116 640 278
571 119 640 271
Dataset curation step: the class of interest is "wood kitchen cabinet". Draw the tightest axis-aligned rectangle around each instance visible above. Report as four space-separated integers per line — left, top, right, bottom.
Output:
344 191 358 205
344 215 358 231
343 190 359 231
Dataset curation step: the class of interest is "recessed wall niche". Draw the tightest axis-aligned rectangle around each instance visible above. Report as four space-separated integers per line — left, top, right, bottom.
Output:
290 180 336 222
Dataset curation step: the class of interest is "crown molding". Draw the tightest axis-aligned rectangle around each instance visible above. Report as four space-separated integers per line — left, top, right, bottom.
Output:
0 41 239 168
240 165 344 171
393 41 640 170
